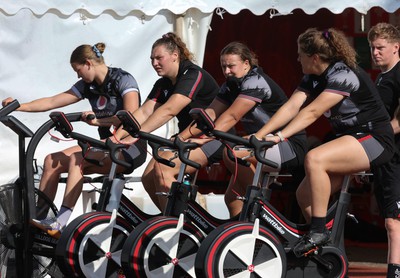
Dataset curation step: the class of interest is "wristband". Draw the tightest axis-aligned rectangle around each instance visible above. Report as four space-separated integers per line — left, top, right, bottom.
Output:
275 131 285 142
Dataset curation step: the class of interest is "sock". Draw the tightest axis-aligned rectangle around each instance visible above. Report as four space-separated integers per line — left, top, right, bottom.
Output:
387 263 400 278
310 216 326 233
56 206 72 228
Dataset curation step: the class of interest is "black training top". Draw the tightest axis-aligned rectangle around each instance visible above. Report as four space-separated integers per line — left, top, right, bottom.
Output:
298 61 390 135
217 66 288 134
375 61 400 146
147 59 219 132
72 67 140 139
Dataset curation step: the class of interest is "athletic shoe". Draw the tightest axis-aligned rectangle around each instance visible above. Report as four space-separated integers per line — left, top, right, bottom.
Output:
292 229 331 257
30 218 63 239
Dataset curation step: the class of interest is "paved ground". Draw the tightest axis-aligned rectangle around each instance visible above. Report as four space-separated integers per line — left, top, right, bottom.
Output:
348 263 386 278
347 241 387 277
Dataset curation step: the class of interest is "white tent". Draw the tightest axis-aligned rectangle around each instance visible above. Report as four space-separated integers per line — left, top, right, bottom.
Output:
0 1 399 184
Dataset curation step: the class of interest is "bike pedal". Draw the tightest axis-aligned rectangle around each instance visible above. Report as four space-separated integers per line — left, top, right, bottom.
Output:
294 246 319 258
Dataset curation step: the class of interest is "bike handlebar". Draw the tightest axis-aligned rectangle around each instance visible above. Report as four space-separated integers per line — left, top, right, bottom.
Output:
0 99 20 118
212 130 278 169
49 111 132 169
189 108 278 169
0 100 34 138
173 136 201 169
116 110 201 169
135 130 201 170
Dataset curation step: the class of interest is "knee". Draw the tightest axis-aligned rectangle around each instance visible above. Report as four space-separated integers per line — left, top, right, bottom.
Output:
43 154 61 174
68 153 84 170
304 150 323 172
385 218 400 237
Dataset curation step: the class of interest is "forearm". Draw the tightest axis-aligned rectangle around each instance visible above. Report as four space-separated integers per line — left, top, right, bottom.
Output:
16 91 79 112
255 104 297 138
94 115 121 127
214 115 238 133
178 107 219 139
19 97 61 112
140 109 174 133
280 107 319 139
178 122 202 140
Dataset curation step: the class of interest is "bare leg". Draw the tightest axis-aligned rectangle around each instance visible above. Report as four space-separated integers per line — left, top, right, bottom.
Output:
304 136 370 219
151 148 209 211
61 152 85 210
223 149 257 217
61 149 127 210
296 174 344 223
224 176 246 217
38 145 82 203
293 136 371 255
142 158 162 209
386 218 400 264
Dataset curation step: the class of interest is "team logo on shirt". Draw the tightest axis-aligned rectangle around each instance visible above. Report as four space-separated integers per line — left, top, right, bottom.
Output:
163 90 169 97
313 81 319 88
96 95 108 110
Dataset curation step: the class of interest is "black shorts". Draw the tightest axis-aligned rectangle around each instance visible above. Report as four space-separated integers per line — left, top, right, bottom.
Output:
373 151 400 219
346 123 395 170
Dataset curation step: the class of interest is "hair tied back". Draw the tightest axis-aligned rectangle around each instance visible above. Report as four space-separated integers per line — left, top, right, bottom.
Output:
92 45 102 58
323 30 330 40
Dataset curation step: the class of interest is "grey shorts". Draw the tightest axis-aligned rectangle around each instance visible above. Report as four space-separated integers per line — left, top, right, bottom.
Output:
351 133 393 169
200 140 225 164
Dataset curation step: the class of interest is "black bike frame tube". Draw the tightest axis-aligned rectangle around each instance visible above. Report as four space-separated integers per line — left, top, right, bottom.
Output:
23 113 81 278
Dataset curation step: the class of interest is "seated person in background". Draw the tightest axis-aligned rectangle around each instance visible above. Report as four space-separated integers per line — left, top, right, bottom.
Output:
254 27 395 256
2 43 146 238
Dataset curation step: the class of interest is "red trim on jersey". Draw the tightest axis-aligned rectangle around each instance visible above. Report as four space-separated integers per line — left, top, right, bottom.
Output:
188 71 202 99
151 87 162 101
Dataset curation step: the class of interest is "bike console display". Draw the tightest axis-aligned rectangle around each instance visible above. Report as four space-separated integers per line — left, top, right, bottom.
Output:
49 111 73 138
116 110 141 137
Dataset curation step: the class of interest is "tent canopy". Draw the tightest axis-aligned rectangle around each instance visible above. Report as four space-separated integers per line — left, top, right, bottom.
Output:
2 0 399 16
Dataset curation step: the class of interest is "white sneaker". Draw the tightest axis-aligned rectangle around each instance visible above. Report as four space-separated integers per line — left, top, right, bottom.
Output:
31 218 63 239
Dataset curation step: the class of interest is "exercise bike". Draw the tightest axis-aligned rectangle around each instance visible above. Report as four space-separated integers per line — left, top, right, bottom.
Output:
0 100 63 278
43 110 157 277
115 110 279 278
48 111 201 277
190 107 355 278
